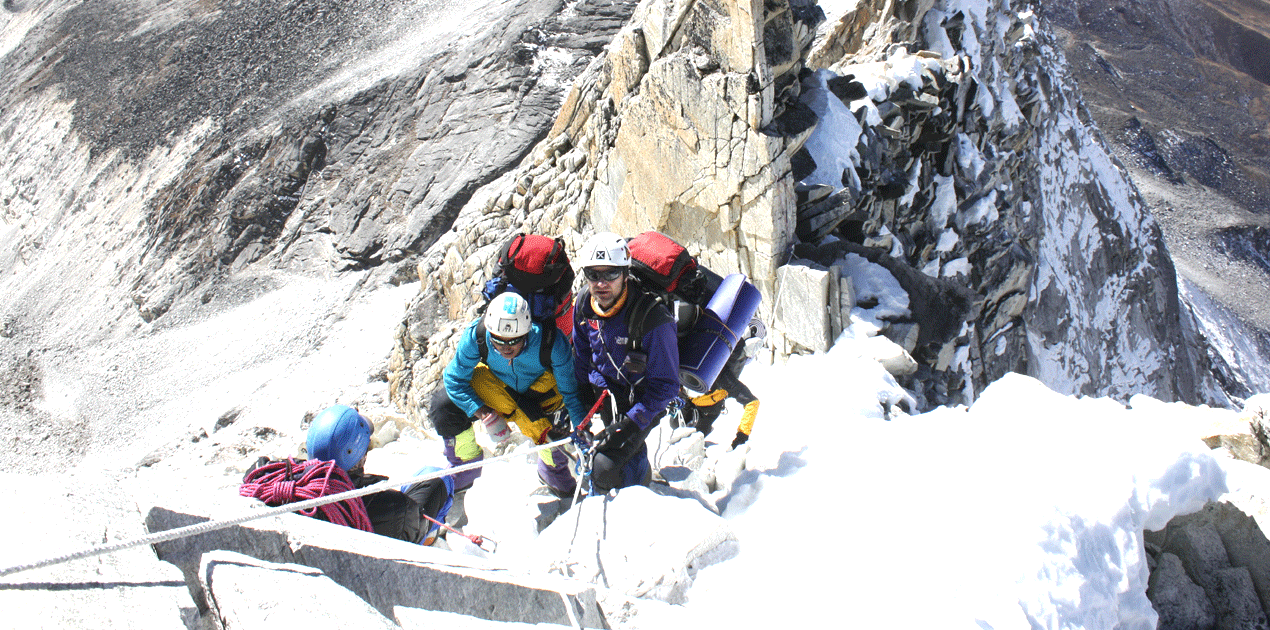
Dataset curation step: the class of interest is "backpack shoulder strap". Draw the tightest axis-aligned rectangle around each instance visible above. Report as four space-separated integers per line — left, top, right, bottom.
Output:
475 319 489 364
624 288 672 353
573 289 590 326
497 233 527 276
539 325 556 370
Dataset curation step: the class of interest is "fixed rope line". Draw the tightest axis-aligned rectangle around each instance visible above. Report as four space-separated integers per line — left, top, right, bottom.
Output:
0 435 575 579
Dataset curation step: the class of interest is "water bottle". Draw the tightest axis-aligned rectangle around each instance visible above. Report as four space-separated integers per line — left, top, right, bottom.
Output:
482 412 512 442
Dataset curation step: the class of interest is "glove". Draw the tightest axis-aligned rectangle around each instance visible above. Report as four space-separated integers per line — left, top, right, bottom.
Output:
544 410 572 442
477 408 512 443
730 430 749 449
593 417 640 456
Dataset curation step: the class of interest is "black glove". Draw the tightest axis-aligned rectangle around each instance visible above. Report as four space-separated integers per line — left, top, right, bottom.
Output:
594 417 640 456
730 430 749 449
684 404 716 436
545 410 572 442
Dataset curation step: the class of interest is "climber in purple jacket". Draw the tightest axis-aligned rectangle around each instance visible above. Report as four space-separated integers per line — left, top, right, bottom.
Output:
571 232 680 493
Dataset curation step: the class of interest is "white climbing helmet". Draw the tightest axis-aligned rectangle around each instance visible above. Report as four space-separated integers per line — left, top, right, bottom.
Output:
484 292 532 338
577 232 631 268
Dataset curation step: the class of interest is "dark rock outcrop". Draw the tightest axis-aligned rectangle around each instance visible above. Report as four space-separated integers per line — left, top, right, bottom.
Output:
1147 501 1270 630
1042 0 1270 397
773 2 1218 407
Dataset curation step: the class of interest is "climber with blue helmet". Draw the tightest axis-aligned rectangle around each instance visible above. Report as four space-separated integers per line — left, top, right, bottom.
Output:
430 291 589 505
241 404 455 546
306 404 374 470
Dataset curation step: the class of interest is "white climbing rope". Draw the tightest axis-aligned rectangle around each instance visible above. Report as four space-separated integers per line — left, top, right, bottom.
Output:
0 435 576 579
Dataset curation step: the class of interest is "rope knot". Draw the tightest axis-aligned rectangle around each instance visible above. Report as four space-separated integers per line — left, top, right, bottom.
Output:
276 480 297 503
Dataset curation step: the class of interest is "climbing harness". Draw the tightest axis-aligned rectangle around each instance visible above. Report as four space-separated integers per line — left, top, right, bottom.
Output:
571 389 608 496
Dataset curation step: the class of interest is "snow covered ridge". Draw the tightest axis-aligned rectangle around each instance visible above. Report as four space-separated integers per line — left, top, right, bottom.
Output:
769 0 1222 408
67 339 1270 629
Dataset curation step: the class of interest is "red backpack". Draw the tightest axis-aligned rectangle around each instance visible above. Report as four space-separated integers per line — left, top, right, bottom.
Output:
627 231 698 293
484 234 575 337
497 234 571 296
627 231 718 304
621 231 725 347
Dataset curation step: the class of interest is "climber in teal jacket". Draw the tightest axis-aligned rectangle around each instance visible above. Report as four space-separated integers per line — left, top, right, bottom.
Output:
431 292 588 497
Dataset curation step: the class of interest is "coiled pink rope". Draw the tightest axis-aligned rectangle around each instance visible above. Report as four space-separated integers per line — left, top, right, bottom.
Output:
239 458 374 532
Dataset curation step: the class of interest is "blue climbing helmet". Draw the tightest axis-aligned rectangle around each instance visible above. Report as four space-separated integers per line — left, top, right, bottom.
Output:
306 405 373 471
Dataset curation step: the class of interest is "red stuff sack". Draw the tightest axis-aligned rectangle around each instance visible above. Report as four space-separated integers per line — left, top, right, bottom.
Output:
627 231 699 294
497 234 571 295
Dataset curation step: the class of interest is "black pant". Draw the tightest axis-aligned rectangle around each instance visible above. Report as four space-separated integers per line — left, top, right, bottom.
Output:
581 383 663 492
428 387 472 439
715 342 757 405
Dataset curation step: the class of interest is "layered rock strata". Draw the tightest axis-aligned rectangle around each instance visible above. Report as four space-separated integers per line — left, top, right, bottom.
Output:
389 0 826 421
390 0 1221 422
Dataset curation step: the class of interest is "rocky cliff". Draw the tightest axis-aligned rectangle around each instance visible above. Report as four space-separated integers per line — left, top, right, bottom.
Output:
0 0 639 471
1042 0 1270 400
0 0 1257 461
388 0 1230 420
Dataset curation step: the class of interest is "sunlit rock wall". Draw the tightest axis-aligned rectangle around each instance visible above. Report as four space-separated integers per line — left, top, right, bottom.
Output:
388 0 826 423
390 0 1220 423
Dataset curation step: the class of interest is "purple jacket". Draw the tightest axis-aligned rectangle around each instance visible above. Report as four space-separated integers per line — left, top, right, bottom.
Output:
572 288 680 429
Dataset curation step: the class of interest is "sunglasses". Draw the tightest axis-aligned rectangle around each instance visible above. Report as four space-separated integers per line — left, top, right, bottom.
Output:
489 334 525 347
583 267 625 283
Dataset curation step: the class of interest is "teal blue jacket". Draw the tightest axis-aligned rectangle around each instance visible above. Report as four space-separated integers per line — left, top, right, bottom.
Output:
442 320 588 427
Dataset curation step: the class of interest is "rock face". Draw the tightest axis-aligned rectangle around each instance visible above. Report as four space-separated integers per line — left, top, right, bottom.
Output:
787 0 1218 408
147 500 607 627
1042 0 1270 396
200 551 401 629
0 0 638 333
389 0 1227 423
1147 501 1270 630
0 0 1256 456
388 0 826 420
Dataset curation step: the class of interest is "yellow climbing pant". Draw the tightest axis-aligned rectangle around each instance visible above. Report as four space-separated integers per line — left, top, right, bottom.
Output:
690 388 729 407
470 364 564 465
737 399 760 437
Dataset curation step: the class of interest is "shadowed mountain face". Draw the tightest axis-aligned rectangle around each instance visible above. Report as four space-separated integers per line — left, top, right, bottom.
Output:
10 0 379 161
0 0 638 330
0 0 639 472
1041 0 1270 335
